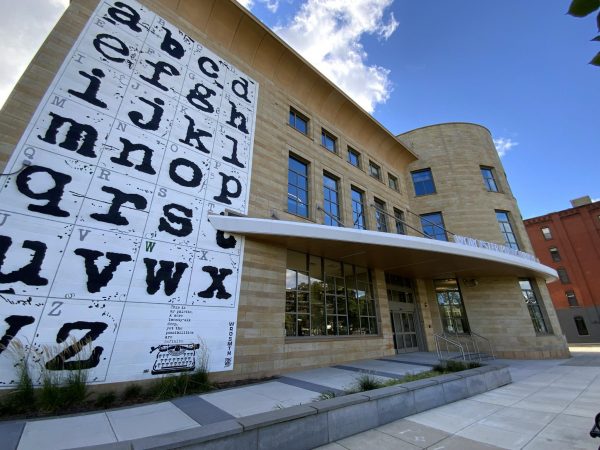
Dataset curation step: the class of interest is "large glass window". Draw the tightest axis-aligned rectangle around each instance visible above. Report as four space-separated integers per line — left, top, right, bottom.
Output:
435 279 470 334
287 155 309 217
519 279 549 334
394 208 406 235
323 173 341 226
496 210 519 250
321 128 337 153
480 166 499 192
420 212 447 241
351 187 366 230
374 198 388 232
285 250 378 337
289 108 308 134
411 169 436 196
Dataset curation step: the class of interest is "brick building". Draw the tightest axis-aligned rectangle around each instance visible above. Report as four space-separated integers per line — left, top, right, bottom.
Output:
0 0 568 389
524 197 600 343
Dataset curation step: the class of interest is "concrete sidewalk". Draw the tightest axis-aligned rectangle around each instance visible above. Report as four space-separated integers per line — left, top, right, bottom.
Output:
321 347 600 450
3 352 441 450
2 348 598 449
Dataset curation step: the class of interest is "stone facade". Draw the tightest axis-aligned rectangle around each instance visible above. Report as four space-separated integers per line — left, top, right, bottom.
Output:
0 0 569 385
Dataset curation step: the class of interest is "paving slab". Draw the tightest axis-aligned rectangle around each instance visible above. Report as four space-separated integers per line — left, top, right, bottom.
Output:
535 413 598 449
106 402 198 441
283 366 391 391
407 398 501 433
17 413 116 450
427 435 506 450
337 359 431 377
200 381 317 417
332 429 421 450
376 418 449 448
456 421 534 449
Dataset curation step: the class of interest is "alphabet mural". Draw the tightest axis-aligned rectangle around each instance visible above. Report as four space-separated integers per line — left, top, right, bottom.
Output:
0 0 257 386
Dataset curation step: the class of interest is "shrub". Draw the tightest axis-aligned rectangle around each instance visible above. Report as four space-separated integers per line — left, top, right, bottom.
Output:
95 391 116 409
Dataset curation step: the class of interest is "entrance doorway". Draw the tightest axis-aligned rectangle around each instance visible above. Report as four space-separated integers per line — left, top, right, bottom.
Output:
390 311 419 353
385 273 423 354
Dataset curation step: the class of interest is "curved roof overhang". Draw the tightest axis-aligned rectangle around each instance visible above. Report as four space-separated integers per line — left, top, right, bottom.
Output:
209 216 558 282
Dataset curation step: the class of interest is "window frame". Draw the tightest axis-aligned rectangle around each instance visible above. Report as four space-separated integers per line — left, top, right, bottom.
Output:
374 197 388 232
287 154 309 218
393 208 406 235
434 279 470 334
321 128 337 153
557 267 570 284
519 278 550 335
420 211 448 241
574 316 590 336
347 147 361 169
411 168 436 196
549 247 561 262
566 290 579 307
541 227 553 240
368 160 382 181
388 173 400 191
322 172 342 227
480 166 499 192
495 210 520 250
351 186 366 230
289 107 309 135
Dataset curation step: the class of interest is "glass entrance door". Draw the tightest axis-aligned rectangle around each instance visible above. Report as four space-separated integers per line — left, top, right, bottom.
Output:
391 311 419 353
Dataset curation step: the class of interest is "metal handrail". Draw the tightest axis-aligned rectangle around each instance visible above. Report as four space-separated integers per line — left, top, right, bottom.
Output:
404 207 457 237
434 333 465 361
470 331 495 360
369 204 431 238
317 205 344 227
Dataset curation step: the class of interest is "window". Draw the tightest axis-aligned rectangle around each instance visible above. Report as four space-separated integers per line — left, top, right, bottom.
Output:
480 166 499 192
566 291 579 307
411 169 436 196
393 208 406 235
287 155 309 217
285 250 378 337
374 198 388 232
348 147 360 168
557 268 570 284
321 128 337 153
322 173 341 227
519 279 549 334
495 210 519 250
369 161 381 181
289 108 308 134
549 247 561 262
388 173 399 191
574 316 589 335
351 187 366 230
435 279 470 334
541 227 552 240
420 212 447 241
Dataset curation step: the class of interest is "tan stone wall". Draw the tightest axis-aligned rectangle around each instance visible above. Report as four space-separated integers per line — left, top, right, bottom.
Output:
0 0 569 387
401 124 568 359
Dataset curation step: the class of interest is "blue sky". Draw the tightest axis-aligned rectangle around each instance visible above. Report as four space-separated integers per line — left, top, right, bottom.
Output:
0 0 597 218
243 0 599 218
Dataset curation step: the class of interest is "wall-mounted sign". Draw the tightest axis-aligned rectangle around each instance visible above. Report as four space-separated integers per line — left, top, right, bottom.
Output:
0 0 257 385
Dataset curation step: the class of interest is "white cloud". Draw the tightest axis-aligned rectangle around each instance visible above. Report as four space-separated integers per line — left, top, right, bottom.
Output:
0 0 68 109
273 0 398 113
237 0 280 13
493 137 519 157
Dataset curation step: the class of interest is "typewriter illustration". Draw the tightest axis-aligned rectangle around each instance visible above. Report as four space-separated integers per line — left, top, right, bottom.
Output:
150 343 200 375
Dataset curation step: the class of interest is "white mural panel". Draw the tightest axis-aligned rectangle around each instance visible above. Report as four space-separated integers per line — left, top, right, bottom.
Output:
0 0 257 386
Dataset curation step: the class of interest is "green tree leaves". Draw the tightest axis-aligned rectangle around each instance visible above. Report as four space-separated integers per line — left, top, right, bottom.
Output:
567 0 600 66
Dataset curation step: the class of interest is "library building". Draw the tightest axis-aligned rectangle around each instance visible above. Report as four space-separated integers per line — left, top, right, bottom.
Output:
0 0 569 388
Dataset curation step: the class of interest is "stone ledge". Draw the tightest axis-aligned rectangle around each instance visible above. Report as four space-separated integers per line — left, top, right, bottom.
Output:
77 364 511 450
